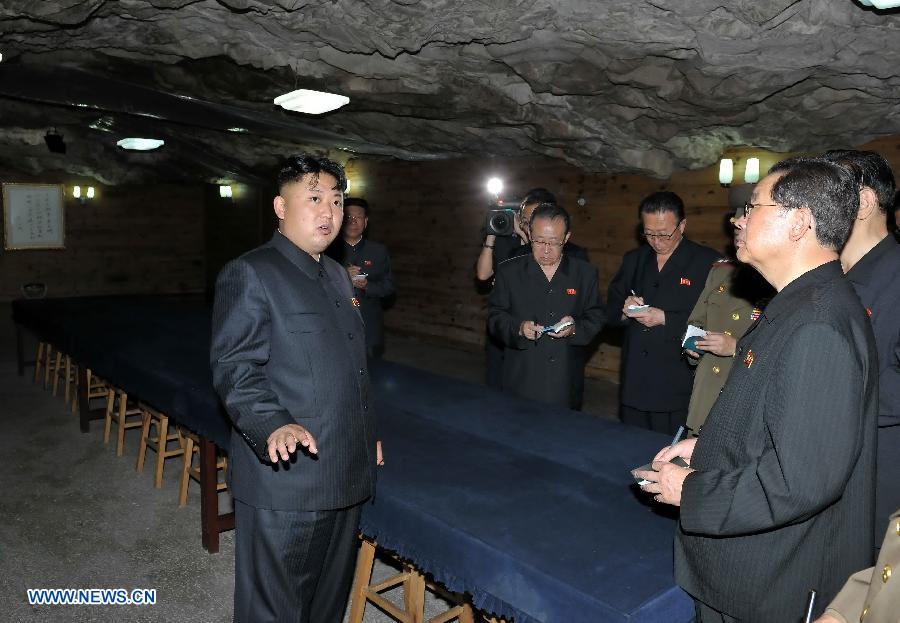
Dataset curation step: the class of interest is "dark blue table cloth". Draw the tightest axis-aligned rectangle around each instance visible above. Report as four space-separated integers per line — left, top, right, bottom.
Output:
364 361 694 623
12 296 232 450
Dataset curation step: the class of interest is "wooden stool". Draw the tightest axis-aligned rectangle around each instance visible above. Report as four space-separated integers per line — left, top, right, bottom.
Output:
52 353 77 404
136 404 185 488
71 367 109 415
348 538 478 623
178 428 228 506
42 344 58 390
33 341 48 384
103 388 143 457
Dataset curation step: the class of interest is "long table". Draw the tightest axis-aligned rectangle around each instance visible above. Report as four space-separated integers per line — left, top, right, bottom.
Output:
12 295 235 551
12 296 693 621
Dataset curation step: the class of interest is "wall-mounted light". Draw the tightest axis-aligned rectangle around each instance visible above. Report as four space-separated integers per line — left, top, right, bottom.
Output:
72 185 95 204
744 158 760 184
219 185 233 199
718 159 734 187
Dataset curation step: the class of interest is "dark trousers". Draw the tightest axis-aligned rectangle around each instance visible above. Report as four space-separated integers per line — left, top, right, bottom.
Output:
234 500 363 623
620 405 687 435
485 331 504 389
695 599 740 622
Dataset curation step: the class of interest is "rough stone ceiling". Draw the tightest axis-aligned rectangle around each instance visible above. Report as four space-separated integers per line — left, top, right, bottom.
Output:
1 0 899 184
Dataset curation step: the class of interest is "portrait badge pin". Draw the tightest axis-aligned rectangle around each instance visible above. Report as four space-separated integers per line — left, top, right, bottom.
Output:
351 297 361 308
679 277 691 286
566 288 576 295
363 259 373 267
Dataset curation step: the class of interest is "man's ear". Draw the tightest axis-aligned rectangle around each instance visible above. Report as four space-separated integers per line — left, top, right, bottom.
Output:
679 218 687 232
273 196 286 220
564 231 572 244
858 188 878 221
788 207 814 242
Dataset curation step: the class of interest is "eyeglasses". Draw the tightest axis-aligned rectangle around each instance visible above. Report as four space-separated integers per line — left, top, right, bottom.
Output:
642 220 683 240
531 239 565 250
742 202 779 219
344 215 365 223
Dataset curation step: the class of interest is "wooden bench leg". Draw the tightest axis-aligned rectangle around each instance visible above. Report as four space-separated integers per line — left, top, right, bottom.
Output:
405 569 426 623
348 539 377 623
154 416 169 488
33 341 45 383
43 345 54 388
103 389 115 446
136 410 151 473
179 433 196 507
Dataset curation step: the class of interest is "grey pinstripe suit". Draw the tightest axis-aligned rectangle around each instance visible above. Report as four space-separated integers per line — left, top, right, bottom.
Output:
211 231 377 623
675 261 878 621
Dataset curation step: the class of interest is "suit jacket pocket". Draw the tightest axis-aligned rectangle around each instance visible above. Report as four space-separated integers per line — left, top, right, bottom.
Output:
284 312 329 334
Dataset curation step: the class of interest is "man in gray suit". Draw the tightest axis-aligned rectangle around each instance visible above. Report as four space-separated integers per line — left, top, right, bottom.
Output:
211 154 379 623
636 158 878 621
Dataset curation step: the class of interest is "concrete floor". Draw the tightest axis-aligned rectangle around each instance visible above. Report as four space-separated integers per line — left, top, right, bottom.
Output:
0 305 619 622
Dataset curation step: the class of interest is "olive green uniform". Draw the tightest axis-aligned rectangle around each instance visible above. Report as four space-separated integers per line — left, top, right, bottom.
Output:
684 260 770 436
825 510 900 623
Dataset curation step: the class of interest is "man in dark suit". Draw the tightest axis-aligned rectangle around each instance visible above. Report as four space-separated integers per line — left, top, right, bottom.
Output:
326 197 394 359
607 191 721 434
823 150 900 541
488 203 605 409
637 159 878 621
210 154 379 623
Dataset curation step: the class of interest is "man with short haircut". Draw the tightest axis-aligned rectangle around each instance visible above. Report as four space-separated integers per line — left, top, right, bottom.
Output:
326 197 394 359
822 150 900 539
211 155 378 623
607 191 721 434
638 159 878 621
488 203 605 409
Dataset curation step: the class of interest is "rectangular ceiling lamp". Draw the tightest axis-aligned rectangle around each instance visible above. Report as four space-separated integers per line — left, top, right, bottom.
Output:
274 89 349 114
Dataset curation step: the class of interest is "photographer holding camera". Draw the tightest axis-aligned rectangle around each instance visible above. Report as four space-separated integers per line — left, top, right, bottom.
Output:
476 188 557 283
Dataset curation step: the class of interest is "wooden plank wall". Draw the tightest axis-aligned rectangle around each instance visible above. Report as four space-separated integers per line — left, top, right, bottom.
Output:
0 178 206 299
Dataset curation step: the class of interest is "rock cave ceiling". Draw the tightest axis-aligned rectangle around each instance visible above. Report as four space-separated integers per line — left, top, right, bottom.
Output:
1 0 899 185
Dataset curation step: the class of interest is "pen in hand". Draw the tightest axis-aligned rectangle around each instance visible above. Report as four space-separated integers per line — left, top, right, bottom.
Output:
803 590 816 623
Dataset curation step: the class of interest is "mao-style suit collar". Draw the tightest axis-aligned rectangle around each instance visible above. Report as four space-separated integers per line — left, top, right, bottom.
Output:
846 234 899 288
270 230 323 280
761 260 843 324
524 252 571 281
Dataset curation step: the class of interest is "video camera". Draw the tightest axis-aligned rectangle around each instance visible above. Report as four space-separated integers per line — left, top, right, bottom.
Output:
484 200 521 237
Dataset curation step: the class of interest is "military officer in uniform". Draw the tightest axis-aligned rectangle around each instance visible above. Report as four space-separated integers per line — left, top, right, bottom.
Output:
326 197 394 358
488 203 605 409
684 202 772 436
817 509 900 623
607 191 721 434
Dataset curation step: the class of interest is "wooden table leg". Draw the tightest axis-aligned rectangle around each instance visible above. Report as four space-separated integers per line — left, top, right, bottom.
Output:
78 365 90 433
200 436 234 553
348 538 377 623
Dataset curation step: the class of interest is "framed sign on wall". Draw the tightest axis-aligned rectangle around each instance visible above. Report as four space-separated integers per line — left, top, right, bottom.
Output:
2 183 65 250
